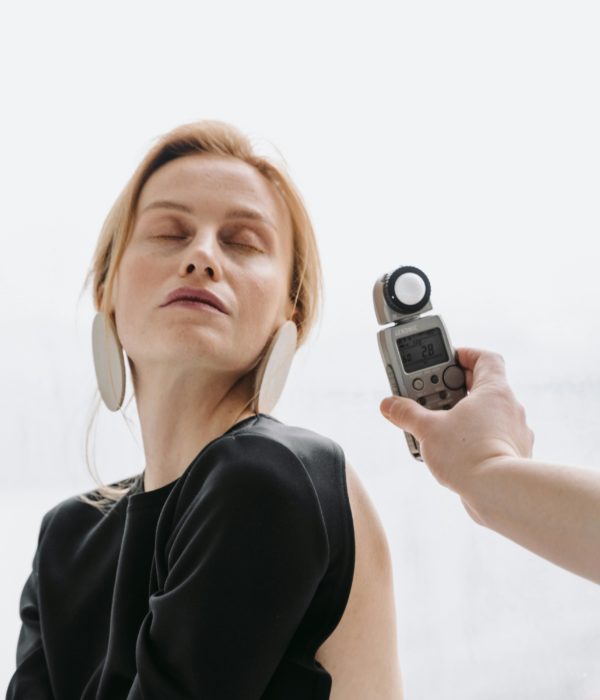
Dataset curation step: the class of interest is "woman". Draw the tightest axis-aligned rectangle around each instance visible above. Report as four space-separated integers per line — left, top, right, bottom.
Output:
7 120 403 699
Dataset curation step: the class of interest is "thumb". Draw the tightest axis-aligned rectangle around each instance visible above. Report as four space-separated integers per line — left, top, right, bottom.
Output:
380 396 431 441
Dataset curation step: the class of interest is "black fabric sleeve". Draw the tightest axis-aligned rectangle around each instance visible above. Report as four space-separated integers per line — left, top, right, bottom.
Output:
126 435 330 699
6 509 56 700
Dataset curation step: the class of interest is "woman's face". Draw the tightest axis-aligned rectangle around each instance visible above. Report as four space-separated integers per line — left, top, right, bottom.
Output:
111 153 296 380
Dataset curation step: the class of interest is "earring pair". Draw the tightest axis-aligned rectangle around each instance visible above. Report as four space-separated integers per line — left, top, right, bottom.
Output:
91 311 297 415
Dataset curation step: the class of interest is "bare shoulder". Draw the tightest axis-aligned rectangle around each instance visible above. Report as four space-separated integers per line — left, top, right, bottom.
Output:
315 460 404 699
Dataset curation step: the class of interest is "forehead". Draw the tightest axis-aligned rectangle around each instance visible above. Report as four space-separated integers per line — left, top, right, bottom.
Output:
137 153 292 232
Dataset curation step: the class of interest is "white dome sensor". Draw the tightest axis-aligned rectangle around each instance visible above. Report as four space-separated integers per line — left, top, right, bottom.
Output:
394 272 427 306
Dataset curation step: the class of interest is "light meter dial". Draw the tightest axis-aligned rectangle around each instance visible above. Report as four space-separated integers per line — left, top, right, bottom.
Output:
384 266 431 316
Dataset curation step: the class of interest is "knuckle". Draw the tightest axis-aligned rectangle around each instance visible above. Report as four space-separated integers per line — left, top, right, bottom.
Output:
497 382 514 401
486 350 505 366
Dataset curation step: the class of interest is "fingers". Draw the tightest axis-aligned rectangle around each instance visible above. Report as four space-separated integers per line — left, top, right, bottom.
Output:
380 396 434 442
455 347 508 390
464 368 474 392
528 427 535 457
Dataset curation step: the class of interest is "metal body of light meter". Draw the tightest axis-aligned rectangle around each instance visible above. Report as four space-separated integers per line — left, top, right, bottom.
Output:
373 265 467 461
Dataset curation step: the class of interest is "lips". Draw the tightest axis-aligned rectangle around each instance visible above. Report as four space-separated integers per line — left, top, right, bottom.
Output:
161 286 229 314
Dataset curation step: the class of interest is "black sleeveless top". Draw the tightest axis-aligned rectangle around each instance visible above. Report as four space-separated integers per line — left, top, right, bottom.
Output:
6 413 355 699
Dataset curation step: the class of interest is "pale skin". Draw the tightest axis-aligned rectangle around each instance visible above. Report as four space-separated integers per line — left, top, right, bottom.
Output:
380 347 600 585
108 152 403 696
315 462 404 699
111 153 297 492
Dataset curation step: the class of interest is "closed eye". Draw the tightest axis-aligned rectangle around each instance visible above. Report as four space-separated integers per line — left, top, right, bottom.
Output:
153 232 263 252
229 241 261 251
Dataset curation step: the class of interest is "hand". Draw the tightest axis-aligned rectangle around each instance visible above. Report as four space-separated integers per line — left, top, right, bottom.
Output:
379 348 535 496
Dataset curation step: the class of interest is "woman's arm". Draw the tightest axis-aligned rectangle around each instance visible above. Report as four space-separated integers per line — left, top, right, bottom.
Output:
380 347 600 584
316 461 403 699
122 436 329 699
6 513 55 699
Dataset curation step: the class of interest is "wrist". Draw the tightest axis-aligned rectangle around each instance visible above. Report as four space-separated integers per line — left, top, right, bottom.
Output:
457 454 530 528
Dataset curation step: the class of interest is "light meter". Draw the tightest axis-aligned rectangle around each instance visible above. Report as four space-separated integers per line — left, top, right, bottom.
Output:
373 266 467 461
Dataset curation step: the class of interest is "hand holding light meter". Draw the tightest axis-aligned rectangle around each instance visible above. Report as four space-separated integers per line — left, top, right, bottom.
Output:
373 266 467 460
374 272 600 587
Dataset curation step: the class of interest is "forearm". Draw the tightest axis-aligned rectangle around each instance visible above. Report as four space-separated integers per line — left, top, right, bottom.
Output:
461 456 600 584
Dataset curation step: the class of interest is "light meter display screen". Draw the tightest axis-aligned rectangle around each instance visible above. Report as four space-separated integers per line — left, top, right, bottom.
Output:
396 327 449 373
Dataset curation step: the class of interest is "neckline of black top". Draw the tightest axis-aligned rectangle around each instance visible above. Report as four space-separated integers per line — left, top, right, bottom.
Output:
126 412 273 512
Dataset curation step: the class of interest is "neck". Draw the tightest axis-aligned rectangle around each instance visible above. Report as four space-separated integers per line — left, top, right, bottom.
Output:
132 363 258 492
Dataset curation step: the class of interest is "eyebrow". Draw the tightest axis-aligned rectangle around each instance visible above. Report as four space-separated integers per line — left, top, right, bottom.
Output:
140 200 277 230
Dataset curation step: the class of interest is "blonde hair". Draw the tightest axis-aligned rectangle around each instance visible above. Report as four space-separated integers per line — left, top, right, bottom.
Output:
78 120 324 512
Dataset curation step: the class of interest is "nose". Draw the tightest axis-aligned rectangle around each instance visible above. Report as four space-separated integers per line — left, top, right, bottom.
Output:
178 230 223 279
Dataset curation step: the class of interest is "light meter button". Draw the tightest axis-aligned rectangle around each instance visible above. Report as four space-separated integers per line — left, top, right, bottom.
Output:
443 365 466 390
394 273 427 306
412 378 424 391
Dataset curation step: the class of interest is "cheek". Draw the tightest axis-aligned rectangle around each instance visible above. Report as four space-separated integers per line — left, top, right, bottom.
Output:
114 253 162 339
120 252 161 295
240 272 279 312
235 274 286 341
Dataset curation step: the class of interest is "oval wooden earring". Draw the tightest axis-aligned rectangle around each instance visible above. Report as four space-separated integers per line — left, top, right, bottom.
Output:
92 310 126 411
253 320 298 415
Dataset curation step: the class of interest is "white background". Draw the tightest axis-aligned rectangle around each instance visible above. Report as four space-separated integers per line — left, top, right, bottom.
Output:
1 1 600 697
